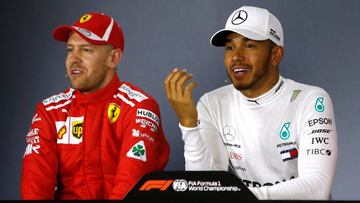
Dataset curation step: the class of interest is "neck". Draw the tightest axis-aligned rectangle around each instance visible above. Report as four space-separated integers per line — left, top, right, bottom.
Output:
240 73 279 98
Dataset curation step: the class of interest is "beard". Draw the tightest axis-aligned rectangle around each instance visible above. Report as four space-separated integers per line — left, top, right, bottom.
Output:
227 61 271 92
227 72 255 91
68 72 107 93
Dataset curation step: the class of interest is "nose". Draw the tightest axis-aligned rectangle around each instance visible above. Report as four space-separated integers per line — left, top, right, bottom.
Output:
232 48 245 62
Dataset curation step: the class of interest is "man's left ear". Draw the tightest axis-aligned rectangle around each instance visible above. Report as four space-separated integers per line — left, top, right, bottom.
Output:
271 46 284 66
108 48 122 70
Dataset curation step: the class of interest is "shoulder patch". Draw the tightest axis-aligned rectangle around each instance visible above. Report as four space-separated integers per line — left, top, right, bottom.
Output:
43 89 74 106
290 90 302 102
127 140 147 162
136 108 160 126
119 83 148 102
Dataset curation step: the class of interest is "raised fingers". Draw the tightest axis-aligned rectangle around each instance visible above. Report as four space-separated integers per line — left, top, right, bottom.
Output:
164 68 193 100
184 81 197 100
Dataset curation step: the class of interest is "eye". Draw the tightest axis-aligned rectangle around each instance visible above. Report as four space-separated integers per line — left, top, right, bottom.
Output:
83 48 92 53
225 45 234 51
66 47 73 52
245 42 256 48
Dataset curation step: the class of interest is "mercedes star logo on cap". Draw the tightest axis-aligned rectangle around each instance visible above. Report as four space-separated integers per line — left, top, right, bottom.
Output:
231 10 248 25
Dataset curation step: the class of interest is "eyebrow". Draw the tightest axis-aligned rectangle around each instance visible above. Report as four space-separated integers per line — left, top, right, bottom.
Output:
224 38 232 44
224 37 252 44
66 44 94 48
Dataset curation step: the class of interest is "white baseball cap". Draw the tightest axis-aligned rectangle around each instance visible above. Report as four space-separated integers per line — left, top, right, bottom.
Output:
210 6 284 47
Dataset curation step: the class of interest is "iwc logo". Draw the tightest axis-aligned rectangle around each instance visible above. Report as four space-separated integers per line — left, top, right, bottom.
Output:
223 126 236 141
172 179 188 192
231 10 248 25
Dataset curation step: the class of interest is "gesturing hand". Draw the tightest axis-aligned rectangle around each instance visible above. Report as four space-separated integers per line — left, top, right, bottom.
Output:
164 68 198 127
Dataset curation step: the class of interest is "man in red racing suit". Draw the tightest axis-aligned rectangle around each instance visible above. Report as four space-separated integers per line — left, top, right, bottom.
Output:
20 12 170 200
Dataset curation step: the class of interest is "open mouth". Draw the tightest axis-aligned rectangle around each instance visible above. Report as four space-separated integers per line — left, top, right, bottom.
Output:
68 67 85 79
231 65 251 78
71 69 81 74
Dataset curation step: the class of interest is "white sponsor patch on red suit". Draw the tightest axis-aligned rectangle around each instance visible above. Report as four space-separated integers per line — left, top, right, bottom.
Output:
136 108 159 126
56 116 84 144
119 83 148 102
127 140 147 162
23 128 41 157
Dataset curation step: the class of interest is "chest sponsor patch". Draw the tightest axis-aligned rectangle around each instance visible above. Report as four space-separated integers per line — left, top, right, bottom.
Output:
42 89 74 106
222 126 236 141
276 141 297 148
127 140 147 162
119 83 148 102
279 122 291 140
280 148 298 162
56 116 84 145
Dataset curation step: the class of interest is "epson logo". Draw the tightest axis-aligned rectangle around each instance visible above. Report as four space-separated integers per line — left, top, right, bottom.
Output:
308 118 332 127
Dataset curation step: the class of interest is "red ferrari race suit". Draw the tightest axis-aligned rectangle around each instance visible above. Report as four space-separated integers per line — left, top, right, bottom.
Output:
21 74 170 200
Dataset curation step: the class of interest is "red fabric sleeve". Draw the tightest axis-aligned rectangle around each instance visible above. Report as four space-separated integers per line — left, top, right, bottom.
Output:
20 104 58 200
109 99 170 199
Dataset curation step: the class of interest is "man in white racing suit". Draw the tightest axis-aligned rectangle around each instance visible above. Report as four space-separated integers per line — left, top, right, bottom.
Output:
164 6 337 200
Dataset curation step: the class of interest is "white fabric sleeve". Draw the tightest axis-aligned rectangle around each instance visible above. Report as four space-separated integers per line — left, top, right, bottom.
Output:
250 89 338 200
180 95 229 171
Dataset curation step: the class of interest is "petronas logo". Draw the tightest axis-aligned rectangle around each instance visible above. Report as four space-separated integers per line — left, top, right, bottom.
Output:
315 97 325 112
280 122 291 140
290 90 301 102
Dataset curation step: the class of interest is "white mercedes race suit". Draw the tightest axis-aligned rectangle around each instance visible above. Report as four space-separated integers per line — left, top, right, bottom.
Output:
180 76 338 200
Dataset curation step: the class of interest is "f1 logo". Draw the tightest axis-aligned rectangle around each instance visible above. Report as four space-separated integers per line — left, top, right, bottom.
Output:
139 180 174 191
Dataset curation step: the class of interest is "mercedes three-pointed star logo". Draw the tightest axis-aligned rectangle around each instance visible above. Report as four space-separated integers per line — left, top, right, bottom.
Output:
231 10 248 25
223 126 235 141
